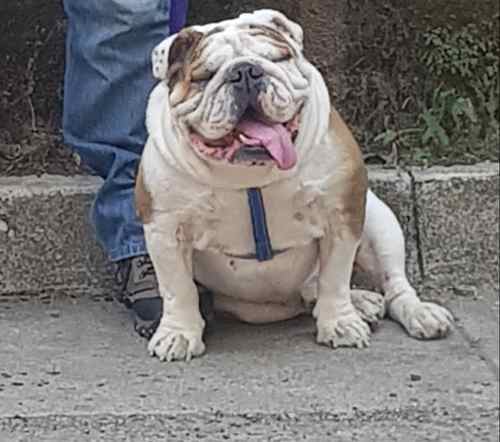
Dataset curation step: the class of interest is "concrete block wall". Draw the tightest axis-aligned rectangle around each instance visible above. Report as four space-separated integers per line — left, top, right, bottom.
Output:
1 165 498 300
0 176 115 300
412 166 499 290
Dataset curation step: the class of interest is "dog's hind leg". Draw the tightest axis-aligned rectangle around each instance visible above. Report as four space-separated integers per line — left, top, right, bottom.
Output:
355 190 453 339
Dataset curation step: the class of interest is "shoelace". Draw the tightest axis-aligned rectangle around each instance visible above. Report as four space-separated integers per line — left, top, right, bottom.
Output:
115 255 155 287
136 255 156 281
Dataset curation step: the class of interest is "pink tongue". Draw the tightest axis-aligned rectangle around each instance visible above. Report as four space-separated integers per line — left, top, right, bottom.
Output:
236 118 297 170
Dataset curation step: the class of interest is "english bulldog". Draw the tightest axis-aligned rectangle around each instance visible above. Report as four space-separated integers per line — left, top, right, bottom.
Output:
136 9 453 362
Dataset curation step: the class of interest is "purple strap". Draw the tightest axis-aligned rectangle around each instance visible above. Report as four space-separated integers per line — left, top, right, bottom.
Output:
170 0 189 34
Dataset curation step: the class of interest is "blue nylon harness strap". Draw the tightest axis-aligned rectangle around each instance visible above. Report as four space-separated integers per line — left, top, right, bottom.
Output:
246 188 274 261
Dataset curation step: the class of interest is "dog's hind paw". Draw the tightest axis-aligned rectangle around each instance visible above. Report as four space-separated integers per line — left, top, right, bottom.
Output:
404 302 454 340
351 289 386 327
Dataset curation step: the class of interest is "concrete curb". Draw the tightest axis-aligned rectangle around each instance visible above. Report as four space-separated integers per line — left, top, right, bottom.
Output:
0 164 498 300
411 164 499 291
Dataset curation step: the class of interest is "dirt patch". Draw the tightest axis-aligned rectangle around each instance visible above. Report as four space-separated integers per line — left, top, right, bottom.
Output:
0 0 80 176
0 1 498 177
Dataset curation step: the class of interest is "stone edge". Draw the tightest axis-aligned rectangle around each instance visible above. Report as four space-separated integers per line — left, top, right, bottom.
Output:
0 163 498 299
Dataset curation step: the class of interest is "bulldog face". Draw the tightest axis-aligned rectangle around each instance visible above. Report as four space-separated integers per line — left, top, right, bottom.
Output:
152 10 315 171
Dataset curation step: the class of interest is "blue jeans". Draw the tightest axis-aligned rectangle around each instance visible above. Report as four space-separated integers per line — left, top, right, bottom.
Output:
63 0 188 262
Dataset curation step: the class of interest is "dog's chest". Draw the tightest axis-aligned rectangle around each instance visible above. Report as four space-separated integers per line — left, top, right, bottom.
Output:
196 178 324 256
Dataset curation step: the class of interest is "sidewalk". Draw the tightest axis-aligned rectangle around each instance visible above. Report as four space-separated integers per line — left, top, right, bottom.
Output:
0 290 498 441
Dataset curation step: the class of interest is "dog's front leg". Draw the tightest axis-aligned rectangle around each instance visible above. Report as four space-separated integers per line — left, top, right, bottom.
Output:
314 227 371 349
145 224 205 362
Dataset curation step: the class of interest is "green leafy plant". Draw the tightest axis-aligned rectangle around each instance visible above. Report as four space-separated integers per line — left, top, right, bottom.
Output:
375 18 499 165
375 88 477 148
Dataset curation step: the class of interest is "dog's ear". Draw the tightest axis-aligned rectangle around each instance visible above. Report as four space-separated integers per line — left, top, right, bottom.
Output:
152 29 204 86
168 29 204 67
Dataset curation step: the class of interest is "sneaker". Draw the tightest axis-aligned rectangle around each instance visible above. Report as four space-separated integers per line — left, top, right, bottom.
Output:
115 255 214 339
115 255 163 339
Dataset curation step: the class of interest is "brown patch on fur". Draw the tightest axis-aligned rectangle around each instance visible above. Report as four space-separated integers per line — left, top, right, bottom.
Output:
329 107 368 238
248 24 296 57
135 162 153 225
167 28 204 92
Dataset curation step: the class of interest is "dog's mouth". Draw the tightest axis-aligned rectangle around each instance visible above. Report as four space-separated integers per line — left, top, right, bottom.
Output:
189 112 300 170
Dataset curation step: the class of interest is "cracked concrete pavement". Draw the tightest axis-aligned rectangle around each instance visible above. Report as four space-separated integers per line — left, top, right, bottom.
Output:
0 289 498 441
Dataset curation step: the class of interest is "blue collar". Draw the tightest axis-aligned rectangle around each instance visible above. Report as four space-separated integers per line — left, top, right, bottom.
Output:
246 188 274 261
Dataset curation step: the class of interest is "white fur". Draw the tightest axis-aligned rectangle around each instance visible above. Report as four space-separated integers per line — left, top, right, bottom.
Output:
152 9 304 81
143 10 453 362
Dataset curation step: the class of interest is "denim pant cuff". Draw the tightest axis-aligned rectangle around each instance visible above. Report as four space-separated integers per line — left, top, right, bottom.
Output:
109 240 148 262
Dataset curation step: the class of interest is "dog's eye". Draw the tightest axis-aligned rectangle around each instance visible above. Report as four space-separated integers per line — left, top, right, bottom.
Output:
267 47 293 63
274 54 292 63
191 71 214 83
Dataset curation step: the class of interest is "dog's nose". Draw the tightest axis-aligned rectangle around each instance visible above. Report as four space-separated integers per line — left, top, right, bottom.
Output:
227 62 264 92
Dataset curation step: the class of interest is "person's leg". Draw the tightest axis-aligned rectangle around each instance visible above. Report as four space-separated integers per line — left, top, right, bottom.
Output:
63 0 188 260
63 0 188 337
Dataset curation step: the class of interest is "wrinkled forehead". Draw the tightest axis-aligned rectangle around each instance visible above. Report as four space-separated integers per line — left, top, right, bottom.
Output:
152 9 303 79
193 9 303 49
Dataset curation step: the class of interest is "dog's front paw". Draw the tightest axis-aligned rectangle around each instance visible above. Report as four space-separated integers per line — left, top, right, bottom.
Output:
148 324 205 362
405 302 454 340
351 289 386 326
316 310 371 349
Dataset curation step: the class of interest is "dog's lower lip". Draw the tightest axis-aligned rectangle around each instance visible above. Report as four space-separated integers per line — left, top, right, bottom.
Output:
232 145 273 162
